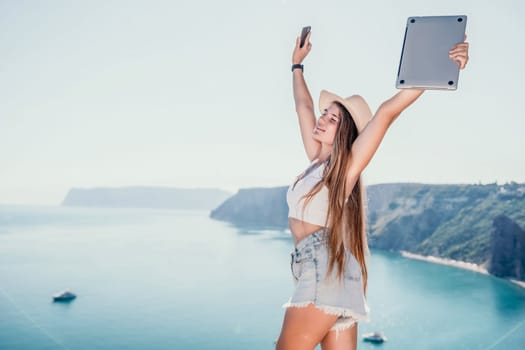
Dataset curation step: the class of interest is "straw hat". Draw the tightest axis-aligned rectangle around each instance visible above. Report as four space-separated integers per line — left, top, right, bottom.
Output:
319 90 372 133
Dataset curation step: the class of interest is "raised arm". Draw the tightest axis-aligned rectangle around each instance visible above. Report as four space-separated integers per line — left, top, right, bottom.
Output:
345 38 470 193
292 31 320 161
346 89 424 183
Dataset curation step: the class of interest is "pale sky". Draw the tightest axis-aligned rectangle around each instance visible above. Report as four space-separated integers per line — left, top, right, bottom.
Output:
1 0 524 205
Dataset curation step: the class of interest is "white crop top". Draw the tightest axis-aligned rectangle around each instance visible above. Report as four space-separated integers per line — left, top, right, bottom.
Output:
286 160 330 227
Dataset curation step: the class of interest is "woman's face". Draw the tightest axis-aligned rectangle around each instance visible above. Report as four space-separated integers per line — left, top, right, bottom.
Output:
312 103 341 145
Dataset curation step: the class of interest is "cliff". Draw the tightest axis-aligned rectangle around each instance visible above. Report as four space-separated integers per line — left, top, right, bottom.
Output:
210 187 288 228
488 214 525 280
210 182 525 281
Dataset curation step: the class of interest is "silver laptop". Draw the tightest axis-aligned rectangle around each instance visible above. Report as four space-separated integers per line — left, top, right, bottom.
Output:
396 15 467 90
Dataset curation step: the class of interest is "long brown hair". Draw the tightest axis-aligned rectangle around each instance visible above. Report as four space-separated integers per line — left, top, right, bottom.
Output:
301 101 369 294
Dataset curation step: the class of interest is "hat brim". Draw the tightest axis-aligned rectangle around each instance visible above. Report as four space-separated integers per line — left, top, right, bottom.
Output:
319 90 372 133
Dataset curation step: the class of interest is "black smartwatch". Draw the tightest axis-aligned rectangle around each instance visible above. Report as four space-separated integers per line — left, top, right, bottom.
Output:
291 64 304 72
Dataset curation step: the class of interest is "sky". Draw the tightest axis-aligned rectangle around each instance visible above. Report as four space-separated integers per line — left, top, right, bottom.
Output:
1 0 524 205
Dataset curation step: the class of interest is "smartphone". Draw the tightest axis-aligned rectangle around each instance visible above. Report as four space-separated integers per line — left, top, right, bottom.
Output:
300 26 311 48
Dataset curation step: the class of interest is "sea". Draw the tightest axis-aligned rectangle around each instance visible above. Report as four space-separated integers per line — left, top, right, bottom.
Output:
1 205 524 350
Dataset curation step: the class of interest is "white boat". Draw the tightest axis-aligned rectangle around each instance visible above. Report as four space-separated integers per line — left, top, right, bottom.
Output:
53 289 77 302
362 332 387 343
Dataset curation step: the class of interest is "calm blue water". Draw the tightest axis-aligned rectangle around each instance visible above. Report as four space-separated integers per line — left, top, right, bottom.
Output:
1 205 524 350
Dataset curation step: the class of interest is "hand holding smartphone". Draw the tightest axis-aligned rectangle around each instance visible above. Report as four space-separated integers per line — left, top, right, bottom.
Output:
293 26 312 65
300 26 311 48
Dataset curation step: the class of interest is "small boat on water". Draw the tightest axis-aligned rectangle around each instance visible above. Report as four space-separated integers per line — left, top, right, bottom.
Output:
53 289 77 302
362 331 387 343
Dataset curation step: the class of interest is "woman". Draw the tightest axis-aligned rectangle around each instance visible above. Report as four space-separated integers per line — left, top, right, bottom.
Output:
276 31 469 350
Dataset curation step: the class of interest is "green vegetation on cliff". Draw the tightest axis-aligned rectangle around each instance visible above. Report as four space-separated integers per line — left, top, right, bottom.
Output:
210 182 525 280
366 182 525 268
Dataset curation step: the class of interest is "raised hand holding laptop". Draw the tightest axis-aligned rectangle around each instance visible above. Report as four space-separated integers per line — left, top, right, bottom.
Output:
396 16 468 90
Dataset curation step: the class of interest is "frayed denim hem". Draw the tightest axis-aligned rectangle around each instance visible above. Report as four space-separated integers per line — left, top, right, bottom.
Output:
282 300 370 321
282 300 369 336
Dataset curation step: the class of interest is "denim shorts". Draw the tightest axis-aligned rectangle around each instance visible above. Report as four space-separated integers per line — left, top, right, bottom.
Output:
283 229 370 332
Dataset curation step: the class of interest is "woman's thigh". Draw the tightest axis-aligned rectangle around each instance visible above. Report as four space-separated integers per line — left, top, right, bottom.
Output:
320 323 358 350
276 304 339 350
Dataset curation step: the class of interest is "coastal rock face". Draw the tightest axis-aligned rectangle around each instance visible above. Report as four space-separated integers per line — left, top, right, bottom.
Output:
62 187 231 210
366 183 467 251
367 183 497 263
488 215 525 280
367 182 525 267
210 187 288 228
210 182 525 280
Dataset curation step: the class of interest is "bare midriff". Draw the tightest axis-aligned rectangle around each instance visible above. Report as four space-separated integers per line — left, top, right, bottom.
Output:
289 217 326 246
